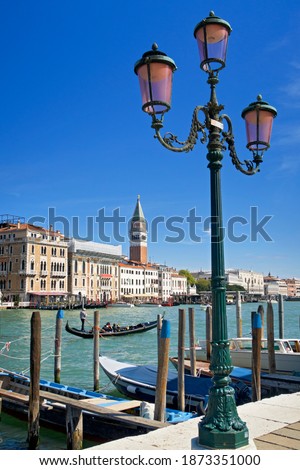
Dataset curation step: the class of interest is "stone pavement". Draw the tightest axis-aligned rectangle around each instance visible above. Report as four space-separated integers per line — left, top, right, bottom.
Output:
90 392 300 450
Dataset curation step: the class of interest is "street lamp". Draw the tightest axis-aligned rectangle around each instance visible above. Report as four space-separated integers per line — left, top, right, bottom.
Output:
134 11 277 450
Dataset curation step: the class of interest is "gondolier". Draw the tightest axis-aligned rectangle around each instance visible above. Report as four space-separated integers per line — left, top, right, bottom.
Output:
80 308 87 331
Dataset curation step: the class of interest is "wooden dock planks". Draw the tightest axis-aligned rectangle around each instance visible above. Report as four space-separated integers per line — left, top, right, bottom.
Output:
254 422 300 450
0 387 169 431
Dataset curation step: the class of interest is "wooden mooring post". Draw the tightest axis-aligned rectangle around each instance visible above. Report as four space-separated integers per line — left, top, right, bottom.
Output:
278 294 284 338
257 304 264 338
188 307 196 377
93 311 100 392
154 319 171 422
177 308 185 411
54 309 64 383
251 311 262 402
157 313 163 359
66 405 83 450
267 301 276 373
28 311 41 449
235 291 242 337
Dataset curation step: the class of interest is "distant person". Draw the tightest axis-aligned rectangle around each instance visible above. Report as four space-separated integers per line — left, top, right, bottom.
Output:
103 322 112 332
80 308 87 331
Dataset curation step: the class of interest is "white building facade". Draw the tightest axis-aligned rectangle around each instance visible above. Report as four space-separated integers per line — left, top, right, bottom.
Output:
171 272 187 296
119 263 159 301
264 275 288 297
68 239 123 303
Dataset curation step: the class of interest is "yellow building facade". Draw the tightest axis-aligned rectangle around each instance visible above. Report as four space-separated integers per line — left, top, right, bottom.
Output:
0 218 68 307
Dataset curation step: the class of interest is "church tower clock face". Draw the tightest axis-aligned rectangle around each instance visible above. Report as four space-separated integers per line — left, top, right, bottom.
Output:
133 221 146 231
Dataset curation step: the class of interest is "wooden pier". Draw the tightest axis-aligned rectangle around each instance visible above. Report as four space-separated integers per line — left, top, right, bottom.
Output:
0 385 169 449
254 421 300 450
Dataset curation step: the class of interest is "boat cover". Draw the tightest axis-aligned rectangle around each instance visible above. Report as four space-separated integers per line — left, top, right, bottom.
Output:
100 356 212 397
100 356 255 405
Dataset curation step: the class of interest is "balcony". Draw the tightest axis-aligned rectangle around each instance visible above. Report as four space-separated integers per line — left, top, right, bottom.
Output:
51 271 66 278
40 270 48 276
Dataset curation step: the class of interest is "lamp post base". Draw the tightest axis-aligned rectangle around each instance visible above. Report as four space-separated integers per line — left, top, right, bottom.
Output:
198 425 249 450
198 385 249 449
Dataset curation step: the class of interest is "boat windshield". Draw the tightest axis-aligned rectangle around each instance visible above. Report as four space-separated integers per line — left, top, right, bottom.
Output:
283 340 300 353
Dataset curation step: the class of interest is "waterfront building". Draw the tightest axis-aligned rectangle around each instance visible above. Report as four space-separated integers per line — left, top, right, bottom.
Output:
284 278 300 298
157 265 173 302
187 283 197 296
68 238 124 303
171 271 188 296
119 262 159 301
264 274 288 297
0 215 68 306
191 268 264 295
191 270 211 281
226 269 264 294
0 196 191 307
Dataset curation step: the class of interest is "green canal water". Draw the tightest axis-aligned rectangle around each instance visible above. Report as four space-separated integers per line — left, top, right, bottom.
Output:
0 302 299 449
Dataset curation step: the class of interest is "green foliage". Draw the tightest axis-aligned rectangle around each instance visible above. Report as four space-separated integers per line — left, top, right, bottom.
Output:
179 269 196 286
226 284 246 292
196 278 211 292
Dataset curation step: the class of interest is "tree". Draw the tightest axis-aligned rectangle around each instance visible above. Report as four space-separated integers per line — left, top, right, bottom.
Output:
226 284 245 292
179 269 196 286
196 278 211 292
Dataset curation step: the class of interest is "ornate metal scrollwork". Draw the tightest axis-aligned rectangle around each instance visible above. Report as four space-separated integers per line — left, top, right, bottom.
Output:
151 105 208 153
221 114 262 175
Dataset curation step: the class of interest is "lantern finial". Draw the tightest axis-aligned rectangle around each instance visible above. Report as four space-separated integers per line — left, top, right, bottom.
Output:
194 12 232 72
242 96 277 154
134 45 176 115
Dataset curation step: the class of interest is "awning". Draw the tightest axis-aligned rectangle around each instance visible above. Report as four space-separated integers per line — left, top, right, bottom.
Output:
28 292 68 296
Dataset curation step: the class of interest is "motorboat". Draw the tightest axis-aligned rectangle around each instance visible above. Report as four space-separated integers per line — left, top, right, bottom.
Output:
99 355 252 413
107 302 134 308
185 337 300 374
134 303 162 307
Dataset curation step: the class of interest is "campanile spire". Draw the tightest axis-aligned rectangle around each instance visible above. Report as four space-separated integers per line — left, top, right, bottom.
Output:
129 195 147 264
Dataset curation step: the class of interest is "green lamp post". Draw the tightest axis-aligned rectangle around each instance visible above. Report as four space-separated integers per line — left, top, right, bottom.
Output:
134 11 277 449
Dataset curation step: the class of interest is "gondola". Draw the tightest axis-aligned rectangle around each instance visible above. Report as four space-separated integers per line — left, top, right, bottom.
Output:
65 318 160 338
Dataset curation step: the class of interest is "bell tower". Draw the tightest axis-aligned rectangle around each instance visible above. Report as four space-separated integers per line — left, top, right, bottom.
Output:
129 195 147 264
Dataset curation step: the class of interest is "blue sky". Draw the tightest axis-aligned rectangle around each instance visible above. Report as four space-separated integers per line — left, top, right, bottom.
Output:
0 0 299 279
